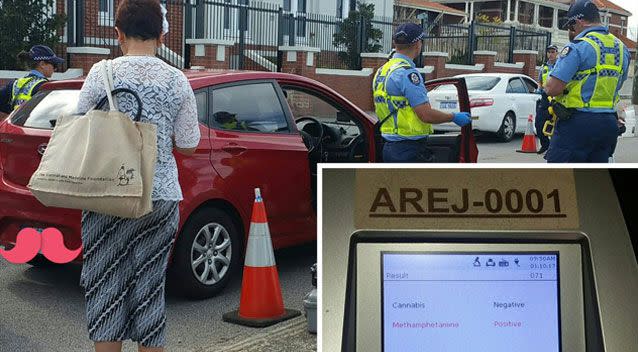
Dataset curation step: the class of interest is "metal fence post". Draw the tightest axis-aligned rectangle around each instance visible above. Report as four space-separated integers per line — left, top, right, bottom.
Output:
289 13 296 46
185 0 193 40
467 20 475 65
417 19 426 67
76 0 85 46
238 4 247 70
508 26 516 63
277 7 284 72
195 0 204 39
356 18 365 69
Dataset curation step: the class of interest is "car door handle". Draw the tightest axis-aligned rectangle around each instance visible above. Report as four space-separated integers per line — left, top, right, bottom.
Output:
221 144 247 154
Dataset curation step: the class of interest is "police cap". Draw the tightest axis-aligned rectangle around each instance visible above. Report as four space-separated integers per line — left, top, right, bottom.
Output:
29 45 65 66
393 23 425 45
561 0 600 29
546 44 558 51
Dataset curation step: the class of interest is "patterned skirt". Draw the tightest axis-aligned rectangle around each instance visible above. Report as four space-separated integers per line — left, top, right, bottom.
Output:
79 200 179 348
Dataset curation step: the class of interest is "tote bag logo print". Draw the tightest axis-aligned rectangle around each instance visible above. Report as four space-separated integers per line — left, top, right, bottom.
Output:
117 164 136 186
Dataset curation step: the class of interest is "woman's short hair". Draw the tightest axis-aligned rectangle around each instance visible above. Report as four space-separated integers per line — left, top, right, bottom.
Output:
115 0 163 41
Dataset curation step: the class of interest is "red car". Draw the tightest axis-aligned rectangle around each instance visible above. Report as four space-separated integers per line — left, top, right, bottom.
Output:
0 71 473 298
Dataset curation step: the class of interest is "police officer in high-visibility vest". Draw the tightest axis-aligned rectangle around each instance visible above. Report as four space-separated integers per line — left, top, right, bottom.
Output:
0 45 63 114
374 23 472 162
535 44 558 154
543 0 630 163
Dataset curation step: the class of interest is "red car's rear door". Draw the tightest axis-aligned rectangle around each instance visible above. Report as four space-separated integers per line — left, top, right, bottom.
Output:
207 80 313 247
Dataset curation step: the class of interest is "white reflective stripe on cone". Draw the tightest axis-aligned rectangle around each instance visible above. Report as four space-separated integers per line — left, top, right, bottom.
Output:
244 222 276 267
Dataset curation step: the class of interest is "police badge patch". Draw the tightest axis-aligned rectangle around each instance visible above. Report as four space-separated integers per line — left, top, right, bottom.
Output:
560 46 571 58
409 72 421 85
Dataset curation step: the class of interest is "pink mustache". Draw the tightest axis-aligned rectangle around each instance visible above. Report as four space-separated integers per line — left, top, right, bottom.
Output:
0 228 82 264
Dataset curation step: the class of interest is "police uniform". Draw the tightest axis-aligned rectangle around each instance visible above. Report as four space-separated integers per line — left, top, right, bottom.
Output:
535 52 556 153
374 23 470 163
374 53 433 162
546 3 630 163
0 45 63 113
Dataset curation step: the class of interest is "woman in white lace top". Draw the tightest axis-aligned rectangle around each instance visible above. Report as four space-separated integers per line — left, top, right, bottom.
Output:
75 1 200 351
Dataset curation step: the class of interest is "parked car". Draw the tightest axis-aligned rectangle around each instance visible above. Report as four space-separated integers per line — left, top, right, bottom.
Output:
0 71 472 298
616 101 636 138
429 73 541 142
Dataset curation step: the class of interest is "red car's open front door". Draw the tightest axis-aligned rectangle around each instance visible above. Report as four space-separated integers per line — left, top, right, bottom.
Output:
374 76 478 163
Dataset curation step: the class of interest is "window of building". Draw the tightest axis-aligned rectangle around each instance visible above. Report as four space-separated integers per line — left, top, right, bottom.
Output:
621 17 626 33
517 1 534 25
539 5 553 28
557 9 567 29
98 0 114 26
474 1 506 22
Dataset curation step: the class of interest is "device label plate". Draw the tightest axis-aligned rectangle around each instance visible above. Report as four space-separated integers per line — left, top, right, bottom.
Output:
355 169 579 230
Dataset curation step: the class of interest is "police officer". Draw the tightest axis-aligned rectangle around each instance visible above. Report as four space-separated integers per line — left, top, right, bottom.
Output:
373 23 471 163
0 45 64 113
543 0 630 163
535 44 558 154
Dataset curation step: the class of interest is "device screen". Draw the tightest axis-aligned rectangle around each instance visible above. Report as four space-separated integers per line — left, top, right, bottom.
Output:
382 253 560 352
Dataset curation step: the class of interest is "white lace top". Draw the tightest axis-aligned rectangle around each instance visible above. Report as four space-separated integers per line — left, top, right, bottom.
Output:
77 56 201 201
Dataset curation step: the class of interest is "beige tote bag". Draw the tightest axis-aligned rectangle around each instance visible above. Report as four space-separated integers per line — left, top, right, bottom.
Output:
28 60 157 219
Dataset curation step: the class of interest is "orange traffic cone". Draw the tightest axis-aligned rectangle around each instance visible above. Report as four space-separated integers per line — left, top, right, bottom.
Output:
223 188 301 327
516 114 538 153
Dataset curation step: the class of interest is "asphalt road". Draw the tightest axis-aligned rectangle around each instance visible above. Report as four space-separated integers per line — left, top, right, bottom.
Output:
476 134 638 163
0 243 317 352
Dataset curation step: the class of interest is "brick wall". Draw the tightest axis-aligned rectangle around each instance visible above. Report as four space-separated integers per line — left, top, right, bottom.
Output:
314 74 374 111
189 45 231 70
69 53 110 74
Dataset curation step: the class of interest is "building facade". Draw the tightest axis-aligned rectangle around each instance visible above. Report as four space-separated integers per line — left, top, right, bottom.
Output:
428 0 635 50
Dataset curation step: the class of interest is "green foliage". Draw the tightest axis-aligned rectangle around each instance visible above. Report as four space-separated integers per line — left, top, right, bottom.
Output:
449 49 468 64
332 1 383 69
475 13 502 25
0 0 67 70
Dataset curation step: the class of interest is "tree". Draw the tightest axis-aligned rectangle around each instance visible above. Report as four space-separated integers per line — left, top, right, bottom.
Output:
0 0 66 70
332 1 383 70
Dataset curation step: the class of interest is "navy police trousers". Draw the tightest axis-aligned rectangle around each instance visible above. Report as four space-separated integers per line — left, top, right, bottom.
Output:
545 111 618 163
383 139 434 163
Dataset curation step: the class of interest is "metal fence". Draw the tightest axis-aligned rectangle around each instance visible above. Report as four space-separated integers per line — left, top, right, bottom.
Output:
425 21 552 65
13 0 551 72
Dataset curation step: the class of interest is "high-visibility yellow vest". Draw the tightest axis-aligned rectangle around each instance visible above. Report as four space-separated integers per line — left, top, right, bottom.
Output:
541 64 551 86
11 76 47 110
555 31 625 110
373 57 433 137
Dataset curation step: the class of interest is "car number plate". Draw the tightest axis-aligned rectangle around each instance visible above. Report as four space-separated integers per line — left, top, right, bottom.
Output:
440 101 457 109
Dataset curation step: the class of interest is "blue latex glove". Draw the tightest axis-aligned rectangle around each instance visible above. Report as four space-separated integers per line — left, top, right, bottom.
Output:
452 112 472 127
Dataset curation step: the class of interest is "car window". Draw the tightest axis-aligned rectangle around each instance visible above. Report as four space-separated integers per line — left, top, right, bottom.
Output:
283 87 346 123
211 83 290 133
194 89 208 125
433 77 500 92
11 90 81 129
506 78 527 94
521 77 538 93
